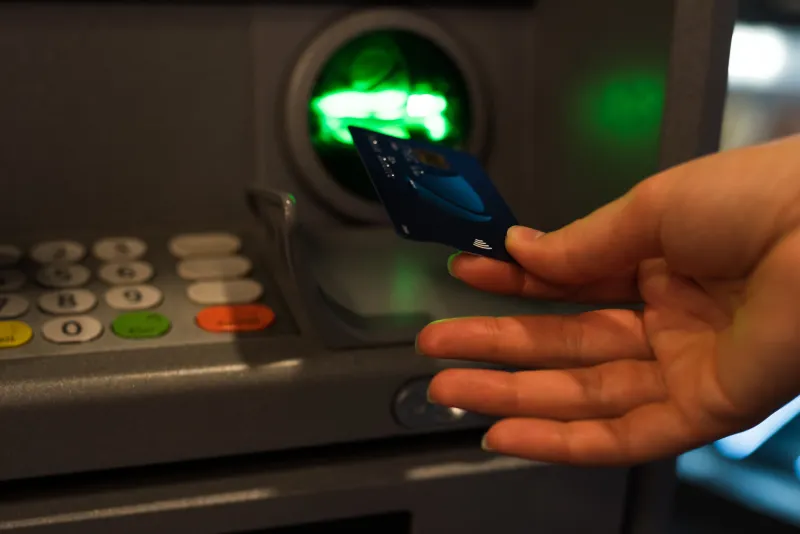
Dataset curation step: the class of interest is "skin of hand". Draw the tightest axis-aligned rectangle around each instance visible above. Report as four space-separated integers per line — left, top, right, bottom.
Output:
415 134 800 466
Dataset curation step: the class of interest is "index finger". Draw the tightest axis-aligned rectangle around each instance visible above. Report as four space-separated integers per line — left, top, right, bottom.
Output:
448 253 640 303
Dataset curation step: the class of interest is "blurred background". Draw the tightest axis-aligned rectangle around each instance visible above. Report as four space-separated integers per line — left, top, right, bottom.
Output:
673 1 800 532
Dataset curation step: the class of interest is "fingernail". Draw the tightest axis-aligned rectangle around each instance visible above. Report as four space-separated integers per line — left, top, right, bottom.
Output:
481 434 494 452
447 252 461 276
426 386 436 404
507 226 545 244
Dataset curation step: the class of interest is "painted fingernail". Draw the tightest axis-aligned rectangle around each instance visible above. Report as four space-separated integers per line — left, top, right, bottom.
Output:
507 226 545 243
481 434 494 452
447 252 461 276
426 386 436 404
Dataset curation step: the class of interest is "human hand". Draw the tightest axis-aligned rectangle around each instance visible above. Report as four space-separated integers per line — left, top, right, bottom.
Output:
416 135 800 465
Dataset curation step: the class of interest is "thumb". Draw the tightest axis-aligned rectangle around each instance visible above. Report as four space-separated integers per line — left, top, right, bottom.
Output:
507 180 667 285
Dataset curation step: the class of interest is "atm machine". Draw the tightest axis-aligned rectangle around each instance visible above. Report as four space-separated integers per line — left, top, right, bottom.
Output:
0 1 734 533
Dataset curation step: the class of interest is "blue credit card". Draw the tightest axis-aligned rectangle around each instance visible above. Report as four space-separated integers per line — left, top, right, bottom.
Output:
349 126 518 263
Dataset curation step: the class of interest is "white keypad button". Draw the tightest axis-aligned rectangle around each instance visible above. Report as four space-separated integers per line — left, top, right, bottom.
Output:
177 255 252 281
0 295 30 319
93 237 148 261
0 245 22 267
98 261 154 285
37 264 91 289
41 316 103 344
0 270 26 292
39 290 98 315
187 279 264 305
105 285 163 311
168 233 241 258
30 240 86 264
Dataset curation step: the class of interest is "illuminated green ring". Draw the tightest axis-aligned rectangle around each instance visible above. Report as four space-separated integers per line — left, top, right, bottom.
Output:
308 38 463 148
284 9 488 223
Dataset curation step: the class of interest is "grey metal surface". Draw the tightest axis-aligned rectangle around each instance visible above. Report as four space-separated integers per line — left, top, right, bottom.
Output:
0 444 629 534
0 339 498 481
0 4 255 238
659 0 739 168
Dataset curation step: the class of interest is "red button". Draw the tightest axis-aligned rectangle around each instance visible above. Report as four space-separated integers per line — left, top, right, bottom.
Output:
196 304 275 333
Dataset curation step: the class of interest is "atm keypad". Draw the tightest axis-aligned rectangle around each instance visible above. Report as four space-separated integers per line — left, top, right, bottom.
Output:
0 232 276 357
112 311 171 340
37 264 92 288
186 279 264 306
105 285 163 311
177 256 252 281
168 233 241 258
42 316 104 344
0 320 33 349
30 240 86 264
38 289 98 314
97 261 154 285
0 295 30 319
0 270 26 292
92 237 147 262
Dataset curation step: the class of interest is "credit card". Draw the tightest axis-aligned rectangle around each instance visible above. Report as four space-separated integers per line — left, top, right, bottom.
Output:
349 126 518 263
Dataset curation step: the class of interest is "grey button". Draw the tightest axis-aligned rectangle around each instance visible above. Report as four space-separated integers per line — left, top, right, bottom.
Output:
186 279 263 305
177 255 252 281
168 233 241 258
30 240 86 264
93 237 148 262
41 316 103 344
105 285 163 311
394 378 483 430
0 295 30 319
37 264 91 289
39 290 97 315
98 261 154 285
0 270 26 292
0 245 22 267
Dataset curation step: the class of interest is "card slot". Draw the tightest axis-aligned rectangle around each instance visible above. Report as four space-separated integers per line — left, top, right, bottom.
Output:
246 187 606 351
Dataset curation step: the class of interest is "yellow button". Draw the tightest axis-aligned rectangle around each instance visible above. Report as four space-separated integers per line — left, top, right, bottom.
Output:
0 321 33 349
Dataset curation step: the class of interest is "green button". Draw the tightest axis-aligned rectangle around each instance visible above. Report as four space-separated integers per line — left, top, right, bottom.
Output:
112 312 171 339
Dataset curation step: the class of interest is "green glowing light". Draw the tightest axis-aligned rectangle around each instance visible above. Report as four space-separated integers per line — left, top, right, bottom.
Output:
308 30 472 201
311 89 451 144
389 254 428 314
568 65 668 193
575 67 666 149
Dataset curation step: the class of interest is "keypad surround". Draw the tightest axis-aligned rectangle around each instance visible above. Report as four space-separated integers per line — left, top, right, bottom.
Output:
0 232 280 359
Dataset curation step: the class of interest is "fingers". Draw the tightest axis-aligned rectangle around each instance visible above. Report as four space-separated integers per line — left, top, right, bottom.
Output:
504 178 668 286
428 360 667 421
638 259 733 332
417 309 652 368
481 402 715 466
715 225 800 417
448 253 640 303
